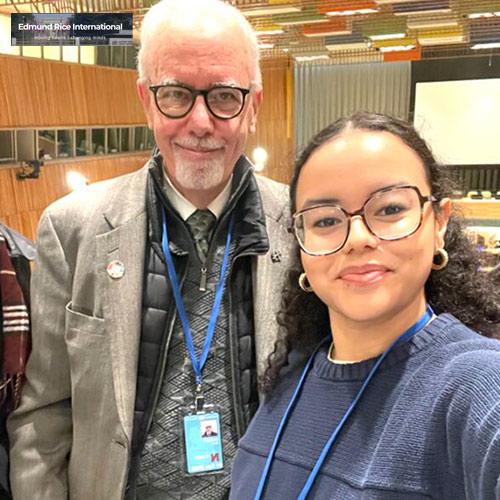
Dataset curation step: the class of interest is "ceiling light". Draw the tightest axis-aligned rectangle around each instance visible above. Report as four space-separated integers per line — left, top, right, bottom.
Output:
256 29 285 36
468 12 500 19
326 41 370 51
471 42 500 49
327 8 378 16
369 32 405 40
319 0 378 16
294 54 331 61
258 43 275 49
242 6 301 17
379 44 416 52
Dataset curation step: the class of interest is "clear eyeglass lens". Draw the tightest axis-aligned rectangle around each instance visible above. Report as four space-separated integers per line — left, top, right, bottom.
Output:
295 187 422 254
155 85 244 118
207 87 244 116
155 86 192 116
364 187 420 239
296 206 348 255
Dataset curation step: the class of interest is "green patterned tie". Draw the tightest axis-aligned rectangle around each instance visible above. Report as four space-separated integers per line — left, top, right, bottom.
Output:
186 209 216 261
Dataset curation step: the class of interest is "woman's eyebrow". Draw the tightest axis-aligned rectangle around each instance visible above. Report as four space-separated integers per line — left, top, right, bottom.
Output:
301 197 340 209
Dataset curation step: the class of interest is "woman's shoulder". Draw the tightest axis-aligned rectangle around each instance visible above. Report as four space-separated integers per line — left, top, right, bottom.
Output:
428 313 500 352
429 314 500 399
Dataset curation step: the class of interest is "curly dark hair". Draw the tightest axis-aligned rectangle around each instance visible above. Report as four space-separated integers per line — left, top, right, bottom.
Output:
261 111 500 392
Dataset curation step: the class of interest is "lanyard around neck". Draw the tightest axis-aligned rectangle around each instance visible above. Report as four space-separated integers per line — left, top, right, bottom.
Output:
161 210 234 387
254 306 434 500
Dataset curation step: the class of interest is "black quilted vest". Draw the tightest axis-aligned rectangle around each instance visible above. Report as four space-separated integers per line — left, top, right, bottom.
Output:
126 156 269 490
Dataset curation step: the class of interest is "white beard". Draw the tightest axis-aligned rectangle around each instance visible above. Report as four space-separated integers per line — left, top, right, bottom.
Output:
172 154 225 191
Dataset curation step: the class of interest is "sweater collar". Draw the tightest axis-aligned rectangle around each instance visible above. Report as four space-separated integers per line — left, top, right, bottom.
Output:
313 314 460 381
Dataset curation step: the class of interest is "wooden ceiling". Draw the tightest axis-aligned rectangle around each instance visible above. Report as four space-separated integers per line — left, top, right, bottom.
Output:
1 0 500 63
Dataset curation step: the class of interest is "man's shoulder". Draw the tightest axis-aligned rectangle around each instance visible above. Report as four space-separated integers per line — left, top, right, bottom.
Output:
254 174 290 223
45 164 149 222
255 174 289 199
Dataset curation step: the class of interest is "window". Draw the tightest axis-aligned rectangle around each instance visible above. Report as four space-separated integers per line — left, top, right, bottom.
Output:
62 46 79 63
80 46 96 65
57 129 74 157
0 131 15 164
92 129 105 155
16 130 36 162
107 128 120 154
134 126 148 151
38 130 56 159
43 46 61 61
121 127 131 152
0 14 20 55
22 46 42 58
146 129 155 149
76 129 91 156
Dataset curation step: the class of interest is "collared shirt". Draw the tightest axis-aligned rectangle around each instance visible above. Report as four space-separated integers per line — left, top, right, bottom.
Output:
162 169 232 221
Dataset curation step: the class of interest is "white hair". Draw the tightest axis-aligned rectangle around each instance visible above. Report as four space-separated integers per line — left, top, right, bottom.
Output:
137 0 261 88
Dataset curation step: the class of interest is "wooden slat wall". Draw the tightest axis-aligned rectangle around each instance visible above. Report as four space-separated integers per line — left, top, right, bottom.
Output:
0 57 295 241
245 58 295 184
0 154 149 241
0 54 146 127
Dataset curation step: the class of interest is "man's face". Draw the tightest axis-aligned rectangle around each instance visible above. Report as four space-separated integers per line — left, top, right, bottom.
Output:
137 26 262 198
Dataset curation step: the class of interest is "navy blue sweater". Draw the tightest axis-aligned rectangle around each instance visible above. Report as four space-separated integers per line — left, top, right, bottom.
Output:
231 315 500 499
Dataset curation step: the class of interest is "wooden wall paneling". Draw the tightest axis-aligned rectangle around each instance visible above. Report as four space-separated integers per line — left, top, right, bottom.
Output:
245 58 295 185
0 55 146 128
0 153 149 241
0 169 19 216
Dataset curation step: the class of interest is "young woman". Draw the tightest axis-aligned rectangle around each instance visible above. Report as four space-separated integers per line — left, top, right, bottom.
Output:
231 112 500 499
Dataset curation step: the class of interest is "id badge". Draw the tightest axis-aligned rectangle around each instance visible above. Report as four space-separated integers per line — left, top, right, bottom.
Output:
181 406 224 475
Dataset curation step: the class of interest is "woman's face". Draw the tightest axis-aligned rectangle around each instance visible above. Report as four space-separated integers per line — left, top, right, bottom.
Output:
295 129 451 326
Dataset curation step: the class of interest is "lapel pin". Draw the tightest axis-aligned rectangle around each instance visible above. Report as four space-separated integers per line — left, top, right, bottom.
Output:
270 250 282 263
107 260 125 279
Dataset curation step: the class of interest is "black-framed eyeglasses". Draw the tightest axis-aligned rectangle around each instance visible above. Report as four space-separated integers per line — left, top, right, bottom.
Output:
148 84 251 120
292 185 438 256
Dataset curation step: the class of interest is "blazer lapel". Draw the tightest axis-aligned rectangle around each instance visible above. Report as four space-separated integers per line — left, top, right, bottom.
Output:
96 166 149 442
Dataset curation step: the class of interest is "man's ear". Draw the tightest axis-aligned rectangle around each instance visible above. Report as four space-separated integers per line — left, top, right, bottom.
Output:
435 198 452 250
249 88 263 135
137 79 154 129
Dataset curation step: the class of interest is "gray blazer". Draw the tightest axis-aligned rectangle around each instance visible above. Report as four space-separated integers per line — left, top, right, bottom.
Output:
7 164 293 500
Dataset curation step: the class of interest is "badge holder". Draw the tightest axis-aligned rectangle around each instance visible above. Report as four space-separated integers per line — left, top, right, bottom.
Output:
180 386 224 476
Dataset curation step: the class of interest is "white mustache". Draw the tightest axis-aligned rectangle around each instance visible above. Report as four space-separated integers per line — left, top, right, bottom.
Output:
175 137 225 150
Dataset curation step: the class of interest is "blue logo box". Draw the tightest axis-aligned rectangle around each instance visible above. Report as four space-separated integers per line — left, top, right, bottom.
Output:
11 13 133 46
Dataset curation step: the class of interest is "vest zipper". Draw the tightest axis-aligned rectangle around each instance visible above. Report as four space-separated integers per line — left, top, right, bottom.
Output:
199 266 208 291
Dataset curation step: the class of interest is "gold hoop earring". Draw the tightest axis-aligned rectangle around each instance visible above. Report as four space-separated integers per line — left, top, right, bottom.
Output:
298 272 313 293
432 248 449 271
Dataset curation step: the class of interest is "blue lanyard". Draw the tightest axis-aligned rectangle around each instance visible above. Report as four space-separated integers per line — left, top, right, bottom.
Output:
161 211 234 388
254 306 434 500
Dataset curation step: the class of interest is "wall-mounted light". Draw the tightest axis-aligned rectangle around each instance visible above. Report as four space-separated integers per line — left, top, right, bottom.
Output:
66 171 88 191
252 147 268 172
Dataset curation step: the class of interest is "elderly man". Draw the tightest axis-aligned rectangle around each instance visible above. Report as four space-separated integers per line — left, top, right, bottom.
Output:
7 1 292 498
